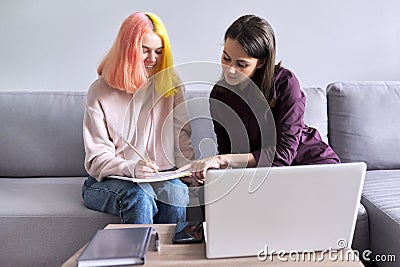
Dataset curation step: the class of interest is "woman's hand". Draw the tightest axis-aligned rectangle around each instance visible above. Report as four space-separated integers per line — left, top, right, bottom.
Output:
134 160 159 179
178 155 229 185
178 153 257 185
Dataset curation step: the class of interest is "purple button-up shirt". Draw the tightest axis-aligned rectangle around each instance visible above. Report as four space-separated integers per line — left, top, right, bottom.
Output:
209 66 340 166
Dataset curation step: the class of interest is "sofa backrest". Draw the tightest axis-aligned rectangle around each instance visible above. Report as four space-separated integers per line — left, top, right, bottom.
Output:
327 81 400 170
185 86 218 159
302 87 329 144
0 86 329 177
0 91 87 177
185 86 329 159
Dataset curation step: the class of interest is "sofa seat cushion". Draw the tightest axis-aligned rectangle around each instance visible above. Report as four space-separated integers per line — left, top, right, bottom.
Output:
0 177 120 266
0 177 118 217
352 203 369 255
361 170 400 265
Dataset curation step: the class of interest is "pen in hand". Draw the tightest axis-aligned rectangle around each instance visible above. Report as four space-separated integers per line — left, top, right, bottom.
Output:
123 138 159 174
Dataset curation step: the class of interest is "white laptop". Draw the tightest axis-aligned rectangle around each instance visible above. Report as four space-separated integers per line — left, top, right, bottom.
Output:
203 162 366 259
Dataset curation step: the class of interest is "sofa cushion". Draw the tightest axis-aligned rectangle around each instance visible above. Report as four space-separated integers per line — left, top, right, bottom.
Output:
185 85 217 159
0 177 120 266
185 86 329 159
361 170 400 266
302 87 328 144
351 203 369 255
0 91 88 177
0 177 113 216
327 82 400 170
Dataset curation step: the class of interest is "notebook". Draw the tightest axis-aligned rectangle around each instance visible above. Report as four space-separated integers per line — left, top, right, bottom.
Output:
77 227 153 267
203 162 366 259
108 170 191 183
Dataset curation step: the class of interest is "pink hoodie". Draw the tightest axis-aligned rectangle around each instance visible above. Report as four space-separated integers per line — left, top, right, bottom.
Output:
83 78 194 182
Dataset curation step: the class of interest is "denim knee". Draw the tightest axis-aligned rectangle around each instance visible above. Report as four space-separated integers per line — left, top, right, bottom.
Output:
81 176 158 223
151 178 189 207
120 184 158 224
81 176 120 215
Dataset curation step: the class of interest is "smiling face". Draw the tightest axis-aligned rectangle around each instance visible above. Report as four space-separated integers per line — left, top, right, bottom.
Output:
221 38 264 86
142 31 164 77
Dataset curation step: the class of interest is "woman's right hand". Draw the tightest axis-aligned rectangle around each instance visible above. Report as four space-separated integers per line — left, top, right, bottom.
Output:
134 160 159 179
178 155 229 185
177 153 256 185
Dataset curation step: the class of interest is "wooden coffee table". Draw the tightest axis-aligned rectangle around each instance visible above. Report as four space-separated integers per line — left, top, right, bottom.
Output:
62 224 364 267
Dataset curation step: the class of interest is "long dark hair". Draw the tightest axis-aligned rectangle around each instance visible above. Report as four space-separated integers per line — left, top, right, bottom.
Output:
225 14 280 106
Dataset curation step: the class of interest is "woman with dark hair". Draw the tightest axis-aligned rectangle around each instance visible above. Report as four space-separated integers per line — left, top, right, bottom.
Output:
179 14 340 183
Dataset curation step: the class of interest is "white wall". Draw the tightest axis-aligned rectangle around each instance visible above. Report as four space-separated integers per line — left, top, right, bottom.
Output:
1 0 399 91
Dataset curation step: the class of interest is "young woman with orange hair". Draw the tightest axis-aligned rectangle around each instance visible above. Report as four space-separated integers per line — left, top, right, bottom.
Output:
82 12 195 224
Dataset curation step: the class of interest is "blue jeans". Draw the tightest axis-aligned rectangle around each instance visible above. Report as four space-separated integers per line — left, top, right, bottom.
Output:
82 176 189 224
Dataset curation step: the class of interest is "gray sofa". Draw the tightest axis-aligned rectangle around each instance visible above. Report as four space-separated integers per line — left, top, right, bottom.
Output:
0 81 399 266
327 82 400 267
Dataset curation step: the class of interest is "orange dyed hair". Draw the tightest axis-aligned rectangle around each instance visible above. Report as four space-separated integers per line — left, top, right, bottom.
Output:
97 12 179 96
